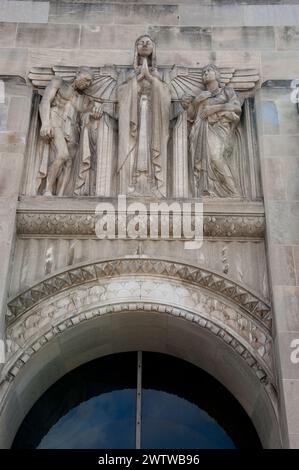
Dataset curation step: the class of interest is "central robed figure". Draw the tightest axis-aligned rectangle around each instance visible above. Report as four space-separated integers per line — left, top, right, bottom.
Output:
117 35 171 197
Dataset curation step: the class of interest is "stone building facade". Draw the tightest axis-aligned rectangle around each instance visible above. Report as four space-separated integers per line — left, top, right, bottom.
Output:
0 0 299 449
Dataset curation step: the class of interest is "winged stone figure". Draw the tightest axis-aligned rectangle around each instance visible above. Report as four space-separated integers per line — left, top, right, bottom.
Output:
169 63 259 198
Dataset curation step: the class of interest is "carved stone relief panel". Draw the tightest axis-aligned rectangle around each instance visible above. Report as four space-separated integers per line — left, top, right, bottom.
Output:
22 35 261 200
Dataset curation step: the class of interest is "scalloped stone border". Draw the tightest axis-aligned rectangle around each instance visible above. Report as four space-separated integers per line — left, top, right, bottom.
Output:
7 257 272 331
3 301 276 408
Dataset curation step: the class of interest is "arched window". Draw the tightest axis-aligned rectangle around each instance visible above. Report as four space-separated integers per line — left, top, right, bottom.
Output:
12 352 261 449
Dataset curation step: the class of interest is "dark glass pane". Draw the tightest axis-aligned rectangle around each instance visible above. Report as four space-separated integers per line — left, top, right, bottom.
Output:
37 389 136 449
13 351 261 449
141 352 261 449
142 389 235 449
12 352 137 449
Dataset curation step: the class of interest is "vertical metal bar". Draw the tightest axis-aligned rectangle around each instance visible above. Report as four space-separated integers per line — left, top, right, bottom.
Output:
135 351 142 449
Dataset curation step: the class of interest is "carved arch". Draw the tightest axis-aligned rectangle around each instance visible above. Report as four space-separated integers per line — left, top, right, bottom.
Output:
0 257 279 448
7 257 271 326
4 257 273 384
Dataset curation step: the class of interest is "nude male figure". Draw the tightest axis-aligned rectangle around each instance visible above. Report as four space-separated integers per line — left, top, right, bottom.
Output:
39 67 100 196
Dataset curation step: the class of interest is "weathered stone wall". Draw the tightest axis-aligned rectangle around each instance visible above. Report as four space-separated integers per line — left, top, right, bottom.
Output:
0 1 299 78
0 77 31 351
257 83 299 448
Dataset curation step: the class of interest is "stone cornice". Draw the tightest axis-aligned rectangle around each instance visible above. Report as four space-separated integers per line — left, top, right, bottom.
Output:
16 197 265 240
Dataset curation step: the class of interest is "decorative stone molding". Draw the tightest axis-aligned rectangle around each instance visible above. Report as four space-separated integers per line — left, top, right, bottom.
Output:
16 211 265 239
7 258 271 329
5 302 272 386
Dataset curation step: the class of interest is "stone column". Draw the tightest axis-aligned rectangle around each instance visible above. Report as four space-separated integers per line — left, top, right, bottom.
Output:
256 82 299 448
0 77 32 364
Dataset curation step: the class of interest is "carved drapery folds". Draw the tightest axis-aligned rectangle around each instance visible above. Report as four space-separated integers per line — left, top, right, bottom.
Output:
24 36 261 200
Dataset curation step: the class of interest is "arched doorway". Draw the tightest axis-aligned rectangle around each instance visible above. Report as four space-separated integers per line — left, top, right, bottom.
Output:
1 258 281 448
12 352 261 449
